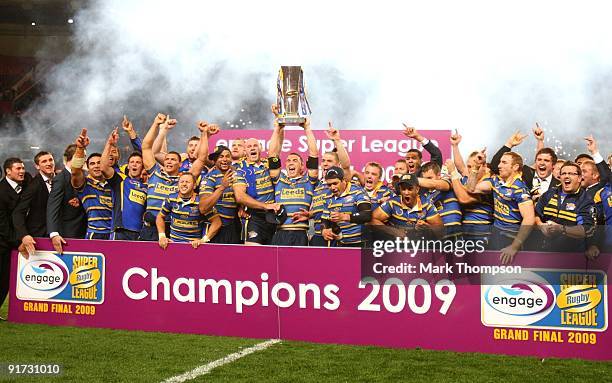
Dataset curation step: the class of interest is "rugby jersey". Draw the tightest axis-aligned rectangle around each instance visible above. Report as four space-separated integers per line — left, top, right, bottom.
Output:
273 173 317 230
594 183 612 248
484 174 531 234
535 187 596 251
365 182 395 210
107 172 147 232
460 176 494 238
311 180 332 235
199 168 237 227
76 176 113 236
595 183 612 226
377 195 439 227
160 194 218 242
321 183 370 245
145 163 179 217
424 184 463 238
234 159 275 205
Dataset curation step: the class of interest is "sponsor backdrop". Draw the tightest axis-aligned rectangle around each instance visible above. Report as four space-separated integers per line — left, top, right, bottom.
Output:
211 130 452 182
9 239 611 360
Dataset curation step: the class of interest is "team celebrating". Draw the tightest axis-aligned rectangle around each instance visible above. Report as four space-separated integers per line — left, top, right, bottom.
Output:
1 105 611 308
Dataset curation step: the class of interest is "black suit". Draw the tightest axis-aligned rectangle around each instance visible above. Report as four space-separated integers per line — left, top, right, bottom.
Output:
12 173 51 240
0 176 27 308
46 168 86 239
490 145 561 192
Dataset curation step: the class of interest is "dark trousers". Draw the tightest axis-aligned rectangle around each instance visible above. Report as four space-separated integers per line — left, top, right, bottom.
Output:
0 244 11 309
113 229 140 241
211 223 241 244
139 224 159 242
271 230 308 246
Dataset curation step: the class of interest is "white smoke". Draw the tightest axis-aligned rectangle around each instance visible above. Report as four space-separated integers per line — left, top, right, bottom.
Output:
14 0 612 160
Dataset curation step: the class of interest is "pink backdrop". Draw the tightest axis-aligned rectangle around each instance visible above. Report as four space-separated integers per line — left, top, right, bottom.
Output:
9 239 611 360
212 130 452 181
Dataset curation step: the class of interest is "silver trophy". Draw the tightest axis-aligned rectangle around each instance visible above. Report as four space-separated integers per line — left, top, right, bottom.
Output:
276 66 311 126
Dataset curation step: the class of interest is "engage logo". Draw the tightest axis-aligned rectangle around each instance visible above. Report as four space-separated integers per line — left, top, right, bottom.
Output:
485 281 555 316
481 271 557 327
20 260 69 292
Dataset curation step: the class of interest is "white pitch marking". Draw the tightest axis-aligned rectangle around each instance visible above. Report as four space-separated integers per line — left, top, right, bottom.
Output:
161 339 281 383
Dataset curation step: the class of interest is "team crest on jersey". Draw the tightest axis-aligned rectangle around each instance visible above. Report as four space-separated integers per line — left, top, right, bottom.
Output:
566 203 576 211
394 206 404 215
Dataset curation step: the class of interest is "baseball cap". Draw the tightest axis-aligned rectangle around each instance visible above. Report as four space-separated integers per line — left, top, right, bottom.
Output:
397 173 418 187
208 145 230 162
324 166 344 180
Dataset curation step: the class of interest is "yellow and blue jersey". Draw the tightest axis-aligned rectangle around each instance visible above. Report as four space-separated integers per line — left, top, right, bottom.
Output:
424 184 463 238
594 183 612 248
460 176 493 238
311 180 332 235
107 172 147 232
365 182 395 210
76 176 113 236
377 195 439 227
484 174 531 234
145 163 179 217
234 159 275 205
160 194 218 242
199 169 237 227
536 187 596 251
321 183 370 245
596 183 612 226
273 173 317 230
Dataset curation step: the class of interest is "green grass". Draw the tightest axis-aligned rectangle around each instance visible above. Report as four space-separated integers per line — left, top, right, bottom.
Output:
1 299 610 382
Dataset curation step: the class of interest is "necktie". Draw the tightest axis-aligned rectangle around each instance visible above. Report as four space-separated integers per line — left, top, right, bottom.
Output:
15 185 22 194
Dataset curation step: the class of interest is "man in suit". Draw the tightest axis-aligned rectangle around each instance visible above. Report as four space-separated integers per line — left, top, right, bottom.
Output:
12 151 56 257
46 144 87 254
0 157 28 317
490 127 560 201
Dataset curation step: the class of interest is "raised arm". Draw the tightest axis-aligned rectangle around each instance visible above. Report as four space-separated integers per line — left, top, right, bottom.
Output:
445 160 480 204
418 178 451 191
303 118 319 179
101 128 118 180
326 122 352 181
70 128 89 189
491 131 527 175
142 113 168 171
585 135 611 183
118 115 141 153
450 129 468 176
533 123 545 157
403 124 442 167
190 121 218 177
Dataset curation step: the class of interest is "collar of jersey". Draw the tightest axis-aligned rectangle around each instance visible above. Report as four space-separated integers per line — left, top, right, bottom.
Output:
339 183 354 198
367 181 384 194
400 196 422 213
87 175 107 186
500 173 521 187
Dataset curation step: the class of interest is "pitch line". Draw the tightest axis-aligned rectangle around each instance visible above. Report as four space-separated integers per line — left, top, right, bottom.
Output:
161 339 281 383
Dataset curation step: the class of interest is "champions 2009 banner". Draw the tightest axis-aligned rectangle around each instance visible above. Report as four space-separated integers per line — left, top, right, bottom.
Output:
9 239 611 361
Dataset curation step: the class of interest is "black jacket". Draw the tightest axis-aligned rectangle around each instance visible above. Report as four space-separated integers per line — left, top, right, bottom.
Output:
46 168 87 239
490 145 561 192
0 176 31 247
12 173 51 240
